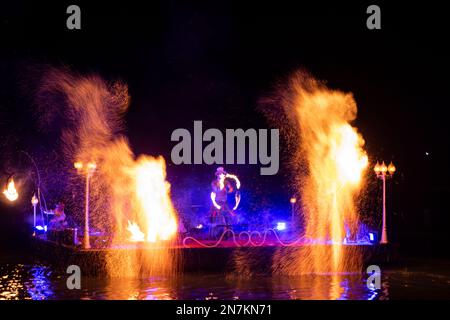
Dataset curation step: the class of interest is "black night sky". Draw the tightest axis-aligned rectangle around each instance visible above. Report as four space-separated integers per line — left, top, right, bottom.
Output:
0 1 449 256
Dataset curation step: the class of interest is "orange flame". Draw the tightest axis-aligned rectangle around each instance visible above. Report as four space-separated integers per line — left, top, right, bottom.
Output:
127 220 145 242
296 76 368 274
333 125 368 185
271 72 368 275
102 143 180 277
3 179 19 202
132 156 178 243
36 69 179 277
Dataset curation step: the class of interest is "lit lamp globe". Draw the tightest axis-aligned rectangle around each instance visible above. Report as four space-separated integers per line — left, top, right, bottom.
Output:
74 162 83 170
87 162 97 173
31 194 39 206
388 162 396 175
290 197 297 204
380 162 388 174
374 162 381 175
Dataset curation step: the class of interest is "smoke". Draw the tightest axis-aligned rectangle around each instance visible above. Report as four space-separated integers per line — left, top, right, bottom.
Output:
35 68 129 232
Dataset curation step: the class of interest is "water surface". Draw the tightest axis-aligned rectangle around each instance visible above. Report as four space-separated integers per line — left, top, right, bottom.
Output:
1 257 449 300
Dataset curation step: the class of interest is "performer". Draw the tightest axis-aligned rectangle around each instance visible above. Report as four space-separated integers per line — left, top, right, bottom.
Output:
48 202 68 231
210 167 241 237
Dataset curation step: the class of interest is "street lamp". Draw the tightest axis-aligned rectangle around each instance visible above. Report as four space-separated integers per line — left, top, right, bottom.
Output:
74 161 97 249
31 194 39 236
290 197 297 226
374 161 396 244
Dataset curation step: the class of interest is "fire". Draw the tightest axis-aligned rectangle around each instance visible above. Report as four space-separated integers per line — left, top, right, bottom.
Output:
297 77 367 273
3 179 19 202
127 220 145 242
133 157 178 243
102 144 180 277
35 69 179 277
273 72 368 274
333 124 368 185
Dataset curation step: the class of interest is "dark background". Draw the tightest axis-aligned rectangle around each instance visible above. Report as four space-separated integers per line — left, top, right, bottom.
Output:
0 1 448 256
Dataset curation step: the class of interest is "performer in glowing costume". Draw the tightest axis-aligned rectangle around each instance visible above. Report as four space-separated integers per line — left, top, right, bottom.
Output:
210 167 241 237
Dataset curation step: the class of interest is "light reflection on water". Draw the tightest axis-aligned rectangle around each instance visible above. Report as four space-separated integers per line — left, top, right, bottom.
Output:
0 263 448 300
26 266 54 300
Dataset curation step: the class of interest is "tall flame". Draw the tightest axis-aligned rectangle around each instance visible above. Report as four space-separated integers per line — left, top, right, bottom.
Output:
35 69 179 278
101 143 180 277
272 72 368 275
131 156 178 243
3 179 19 202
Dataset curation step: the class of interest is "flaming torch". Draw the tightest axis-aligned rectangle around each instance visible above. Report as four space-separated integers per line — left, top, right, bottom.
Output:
3 178 19 202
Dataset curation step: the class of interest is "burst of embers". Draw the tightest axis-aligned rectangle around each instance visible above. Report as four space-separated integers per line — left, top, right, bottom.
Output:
271 71 368 275
36 68 179 278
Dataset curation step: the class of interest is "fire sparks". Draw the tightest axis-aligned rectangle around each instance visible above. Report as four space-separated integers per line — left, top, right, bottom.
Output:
272 72 368 274
3 178 19 202
35 69 179 277
297 76 367 273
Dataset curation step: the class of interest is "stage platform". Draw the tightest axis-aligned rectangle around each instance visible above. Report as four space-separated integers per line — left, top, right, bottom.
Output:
30 234 398 276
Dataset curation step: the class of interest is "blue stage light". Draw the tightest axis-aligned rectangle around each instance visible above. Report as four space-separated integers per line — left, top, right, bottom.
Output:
368 232 377 243
276 222 286 231
196 224 203 229
35 225 47 232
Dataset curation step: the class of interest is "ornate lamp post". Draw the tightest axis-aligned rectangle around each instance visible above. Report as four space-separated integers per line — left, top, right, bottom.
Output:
374 161 396 244
74 161 97 249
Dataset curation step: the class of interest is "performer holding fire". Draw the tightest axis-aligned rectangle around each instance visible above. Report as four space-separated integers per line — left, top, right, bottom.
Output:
210 167 241 238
